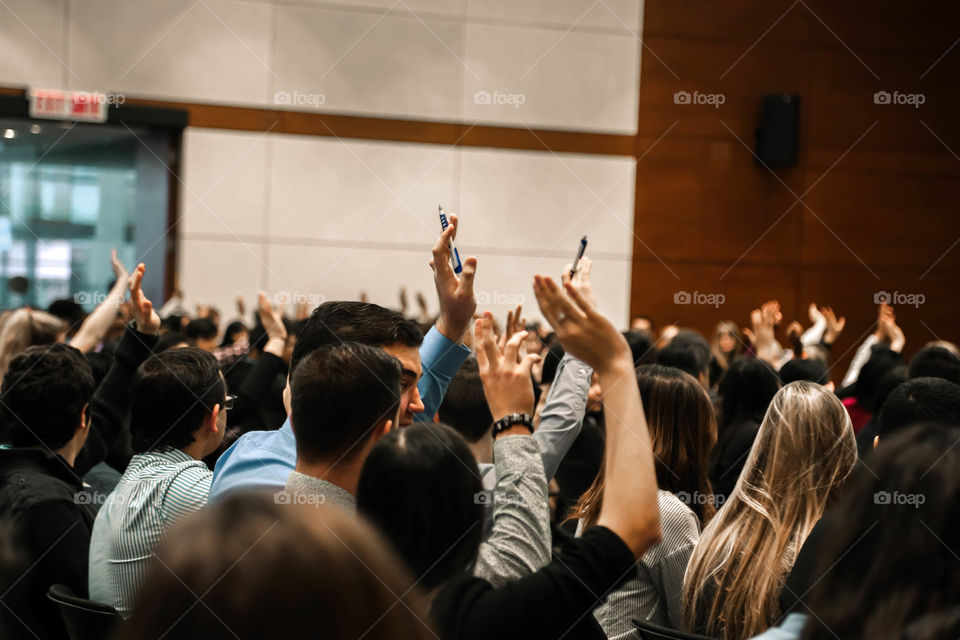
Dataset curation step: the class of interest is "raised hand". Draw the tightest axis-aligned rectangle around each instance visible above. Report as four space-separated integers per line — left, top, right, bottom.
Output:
474 312 541 421
129 264 161 335
532 273 630 375
258 292 288 342
497 304 525 352
561 255 596 308
877 303 905 352
822 307 846 345
431 213 477 342
110 248 129 284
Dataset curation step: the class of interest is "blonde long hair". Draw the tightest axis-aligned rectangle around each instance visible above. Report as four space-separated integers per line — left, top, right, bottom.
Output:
682 381 857 640
0 309 66 378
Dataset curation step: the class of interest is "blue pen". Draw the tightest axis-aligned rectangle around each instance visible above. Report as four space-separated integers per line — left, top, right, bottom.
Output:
438 205 463 274
570 236 587 278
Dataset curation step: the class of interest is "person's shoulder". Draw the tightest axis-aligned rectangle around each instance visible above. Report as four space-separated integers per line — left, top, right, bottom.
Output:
652 491 700 545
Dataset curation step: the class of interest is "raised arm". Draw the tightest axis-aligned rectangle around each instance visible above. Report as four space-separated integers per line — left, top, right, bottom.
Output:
532 274 661 558
69 249 129 353
472 313 550 586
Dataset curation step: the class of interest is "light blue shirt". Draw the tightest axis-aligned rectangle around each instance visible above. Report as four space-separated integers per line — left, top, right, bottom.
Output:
209 326 471 500
748 613 808 640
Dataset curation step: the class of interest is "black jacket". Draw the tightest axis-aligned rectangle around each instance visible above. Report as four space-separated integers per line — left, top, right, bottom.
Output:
0 326 156 640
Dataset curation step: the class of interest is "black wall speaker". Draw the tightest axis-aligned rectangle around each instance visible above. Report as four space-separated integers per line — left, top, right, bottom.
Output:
755 94 798 168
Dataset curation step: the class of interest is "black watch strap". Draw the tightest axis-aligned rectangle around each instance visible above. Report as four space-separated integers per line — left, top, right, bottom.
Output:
491 413 533 439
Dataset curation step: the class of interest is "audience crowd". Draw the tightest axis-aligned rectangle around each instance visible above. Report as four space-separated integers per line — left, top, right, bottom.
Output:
0 217 958 640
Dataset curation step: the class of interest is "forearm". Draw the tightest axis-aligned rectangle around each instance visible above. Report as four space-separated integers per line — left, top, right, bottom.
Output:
594 358 661 558
534 354 592 482
841 334 879 388
416 326 471 420
473 436 551 586
801 317 827 347
69 279 127 353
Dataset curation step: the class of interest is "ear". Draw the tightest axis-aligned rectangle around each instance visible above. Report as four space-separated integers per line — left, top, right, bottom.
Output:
825 381 835 392
873 435 879 449
282 376 292 417
375 419 394 440
78 403 90 432
206 404 221 434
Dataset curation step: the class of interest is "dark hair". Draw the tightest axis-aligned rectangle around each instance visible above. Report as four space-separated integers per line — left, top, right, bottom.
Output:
779 358 829 386
291 343 401 464
437 357 492 443
539 342 566 385
856 345 903 409
868 365 908 417
0 344 95 450
717 357 781 435
290 301 423 381
219 321 247 347
161 314 187 333
130 347 225 453
119 492 435 640
657 330 710 381
84 351 113 388
47 298 86 332
357 423 484 590
154 332 192 353
908 346 960 384
185 318 218 341
800 424 960 640
624 329 658 366
877 377 960 439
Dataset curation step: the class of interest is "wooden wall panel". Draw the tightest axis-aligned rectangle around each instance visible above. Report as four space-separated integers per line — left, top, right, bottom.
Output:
632 1 960 373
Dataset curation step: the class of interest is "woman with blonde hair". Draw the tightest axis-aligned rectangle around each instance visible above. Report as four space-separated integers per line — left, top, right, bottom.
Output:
0 309 66 378
709 320 741 387
682 381 857 639
571 364 718 634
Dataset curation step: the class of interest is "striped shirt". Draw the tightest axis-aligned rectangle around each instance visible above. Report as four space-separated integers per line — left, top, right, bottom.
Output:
88 448 211 617
593 490 701 637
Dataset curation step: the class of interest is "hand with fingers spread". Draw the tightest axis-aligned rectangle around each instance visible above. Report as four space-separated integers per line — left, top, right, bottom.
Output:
431 213 478 343
475 312 541 424
129 263 161 335
877 303 905 352
822 306 846 345
561 255 596 309
497 304 526 352
533 275 630 374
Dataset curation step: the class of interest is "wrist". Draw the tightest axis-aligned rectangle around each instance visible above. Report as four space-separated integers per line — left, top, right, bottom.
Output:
436 315 469 343
594 353 634 381
491 413 533 440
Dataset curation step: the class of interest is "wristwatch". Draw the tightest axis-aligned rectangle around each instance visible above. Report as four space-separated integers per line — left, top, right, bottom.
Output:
491 413 533 439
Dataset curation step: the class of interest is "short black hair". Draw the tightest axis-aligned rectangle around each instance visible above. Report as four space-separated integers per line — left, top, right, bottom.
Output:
84 351 113 388
779 358 829 385
154 332 192 353
357 422 483 590
47 299 86 331
130 347 225 453
1 344 95 450
909 346 960 385
855 345 903 409
291 343 401 463
437 358 492 443
290 302 422 379
877 377 960 439
185 318 218 341
624 329 658 367
657 330 710 380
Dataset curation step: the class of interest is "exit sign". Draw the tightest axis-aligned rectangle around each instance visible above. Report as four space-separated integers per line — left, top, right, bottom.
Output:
28 88 110 123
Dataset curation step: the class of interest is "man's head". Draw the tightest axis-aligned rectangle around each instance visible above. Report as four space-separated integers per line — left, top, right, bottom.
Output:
291 343 402 467
779 357 831 388
291 302 424 426
657 330 710 388
908 346 960 385
437 357 492 443
130 347 226 456
878 377 960 440
185 318 219 353
1 344 94 453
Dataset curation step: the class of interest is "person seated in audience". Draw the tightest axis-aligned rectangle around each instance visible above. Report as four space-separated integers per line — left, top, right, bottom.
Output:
209 217 476 499
631 314 654 333
780 375 960 616
683 381 857 639
840 344 902 434
571 363 717 635
753 424 960 639
438 356 494 464
908 344 960 384
854 364 908 457
185 317 219 353
624 327 658 366
778 357 832 389
357 272 662 640
708 357 780 502
0 264 159 640
657 330 711 390
282 342 401 510
709 321 741 389
840 302 904 388
117 493 436 640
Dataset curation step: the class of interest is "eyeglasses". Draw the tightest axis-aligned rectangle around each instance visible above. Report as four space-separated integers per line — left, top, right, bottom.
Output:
223 395 237 411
